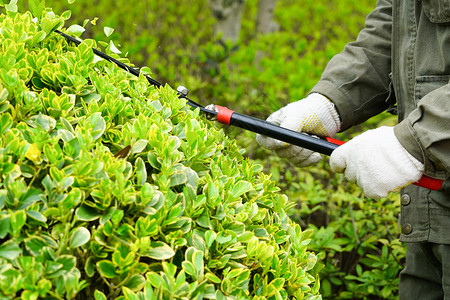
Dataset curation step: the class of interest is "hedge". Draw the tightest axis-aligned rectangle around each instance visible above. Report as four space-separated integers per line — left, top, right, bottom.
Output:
0 3 323 300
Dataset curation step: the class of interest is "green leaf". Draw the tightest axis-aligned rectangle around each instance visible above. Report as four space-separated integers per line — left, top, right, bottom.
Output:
306 253 318 271
40 14 63 35
238 231 255 243
143 281 154 299
162 262 177 278
0 215 9 239
132 139 148 154
125 274 146 291
207 182 219 201
168 172 187 187
97 260 116 278
58 117 73 133
76 205 101 221
191 248 204 278
66 24 86 37
111 209 124 226
122 287 139 300
69 227 91 248
0 191 5 210
181 261 195 277
28 0 45 18
108 40 122 54
21 290 40 300
30 31 47 46
5 0 18 12
140 67 152 75
29 113 56 131
58 129 75 143
227 268 243 279
147 152 160 169
61 10 72 20
26 210 47 223
10 210 26 236
231 180 252 198
81 93 101 103
146 272 164 289
205 230 217 248
135 157 147 186
254 228 268 238
270 278 285 290
216 290 227 300
0 113 13 135
24 236 48 256
0 240 21 260
104 26 114 37
19 188 45 210
192 234 206 253
142 242 175 260
88 112 106 140
206 272 221 284
216 232 232 244
94 290 107 300
85 256 96 277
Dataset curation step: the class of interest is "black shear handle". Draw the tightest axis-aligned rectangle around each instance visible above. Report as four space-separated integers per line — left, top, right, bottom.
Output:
211 105 443 191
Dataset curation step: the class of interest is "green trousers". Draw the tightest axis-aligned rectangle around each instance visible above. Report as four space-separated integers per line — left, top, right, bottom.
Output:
399 243 450 299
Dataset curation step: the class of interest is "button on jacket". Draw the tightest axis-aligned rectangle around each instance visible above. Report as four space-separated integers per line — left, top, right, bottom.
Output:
310 0 450 243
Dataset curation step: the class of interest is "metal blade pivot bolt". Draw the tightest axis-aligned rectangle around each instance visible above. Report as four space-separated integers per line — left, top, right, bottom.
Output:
177 85 189 96
204 104 218 121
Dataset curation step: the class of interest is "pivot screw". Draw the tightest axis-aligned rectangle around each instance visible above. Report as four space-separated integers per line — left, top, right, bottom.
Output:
177 85 189 96
204 104 218 121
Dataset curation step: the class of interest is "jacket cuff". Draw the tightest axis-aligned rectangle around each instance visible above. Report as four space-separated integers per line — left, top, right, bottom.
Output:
309 81 354 131
395 114 450 185
394 119 425 165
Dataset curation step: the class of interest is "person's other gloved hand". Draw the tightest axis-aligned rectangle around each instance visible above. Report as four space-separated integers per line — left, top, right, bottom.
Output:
256 93 341 167
330 126 425 199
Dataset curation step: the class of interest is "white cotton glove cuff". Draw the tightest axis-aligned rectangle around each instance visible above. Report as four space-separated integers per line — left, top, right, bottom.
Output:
330 126 425 199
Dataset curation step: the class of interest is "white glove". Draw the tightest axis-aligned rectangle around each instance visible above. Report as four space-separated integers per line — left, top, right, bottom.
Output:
330 126 424 199
256 93 341 167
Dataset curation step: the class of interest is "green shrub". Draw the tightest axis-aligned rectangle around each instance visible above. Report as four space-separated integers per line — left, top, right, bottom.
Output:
13 0 406 298
0 4 322 299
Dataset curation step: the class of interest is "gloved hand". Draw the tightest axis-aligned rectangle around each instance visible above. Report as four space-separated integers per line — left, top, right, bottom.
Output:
256 93 341 167
330 126 425 199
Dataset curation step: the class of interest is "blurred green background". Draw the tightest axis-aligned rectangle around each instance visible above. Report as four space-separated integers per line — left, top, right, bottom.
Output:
18 0 403 298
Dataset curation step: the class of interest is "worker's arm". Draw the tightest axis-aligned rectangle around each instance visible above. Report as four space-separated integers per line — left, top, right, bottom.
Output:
310 0 393 131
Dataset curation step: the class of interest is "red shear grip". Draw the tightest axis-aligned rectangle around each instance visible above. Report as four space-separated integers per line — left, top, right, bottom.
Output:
415 175 443 191
215 105 234 125
325 137 345 146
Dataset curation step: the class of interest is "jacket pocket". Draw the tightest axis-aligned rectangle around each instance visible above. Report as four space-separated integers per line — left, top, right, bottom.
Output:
421 0 450 23
414 75 450 103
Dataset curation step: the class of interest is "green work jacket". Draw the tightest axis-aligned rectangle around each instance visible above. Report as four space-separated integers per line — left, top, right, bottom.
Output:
310 0 450 243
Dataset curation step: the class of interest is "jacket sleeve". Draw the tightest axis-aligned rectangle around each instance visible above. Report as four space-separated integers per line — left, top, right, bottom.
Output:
394 84 450 179
309 0 393 131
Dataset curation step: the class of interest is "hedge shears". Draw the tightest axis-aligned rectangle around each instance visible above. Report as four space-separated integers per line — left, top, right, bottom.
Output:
56 30 444 191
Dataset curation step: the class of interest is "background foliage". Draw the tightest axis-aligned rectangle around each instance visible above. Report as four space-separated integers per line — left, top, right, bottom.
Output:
10 0 404 299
